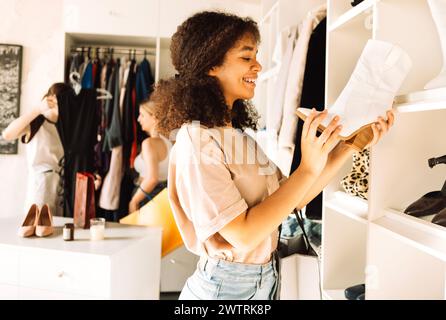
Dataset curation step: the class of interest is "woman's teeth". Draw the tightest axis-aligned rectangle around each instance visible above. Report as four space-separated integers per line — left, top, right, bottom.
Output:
243 78 256 84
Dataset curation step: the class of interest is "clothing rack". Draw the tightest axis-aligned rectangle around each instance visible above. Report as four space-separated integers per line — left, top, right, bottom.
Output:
71 46 156 58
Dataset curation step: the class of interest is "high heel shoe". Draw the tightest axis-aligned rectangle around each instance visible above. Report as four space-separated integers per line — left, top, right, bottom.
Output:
35 204 53 237
18 204 39 237
296 39 411 146
432 207 446 227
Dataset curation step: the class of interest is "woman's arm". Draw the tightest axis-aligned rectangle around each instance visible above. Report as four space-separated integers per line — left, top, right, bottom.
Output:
220 110 394 251
220 110 342 251
297 110 395 209
2 108 39 141
2 97 57 141
129 138 160 212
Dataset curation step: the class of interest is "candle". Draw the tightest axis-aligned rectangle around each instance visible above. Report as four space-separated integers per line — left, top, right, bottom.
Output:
89 218 105 241
63 223 74 241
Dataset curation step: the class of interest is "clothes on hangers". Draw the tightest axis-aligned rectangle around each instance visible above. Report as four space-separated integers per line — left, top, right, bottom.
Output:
97 57 131 211
102 59 123 151
289 17 327 220
267 26 298 135
278 4 327 150
67 48 155 218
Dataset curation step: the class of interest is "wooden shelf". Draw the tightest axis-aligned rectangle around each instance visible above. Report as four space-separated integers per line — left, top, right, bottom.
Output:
373 209 446 262
329 0 376 32
325 191 368 223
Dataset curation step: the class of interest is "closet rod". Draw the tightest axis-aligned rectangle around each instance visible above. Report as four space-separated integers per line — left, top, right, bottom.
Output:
71 47 156 56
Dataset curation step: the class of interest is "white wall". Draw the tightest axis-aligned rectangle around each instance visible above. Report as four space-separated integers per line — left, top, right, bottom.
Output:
261 0 326 30
0 0 261 219
0 0 65 218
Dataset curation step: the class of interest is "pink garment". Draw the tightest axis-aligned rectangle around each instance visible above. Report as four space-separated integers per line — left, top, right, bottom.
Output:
168 123 282 264
278 4 327 150
98 61 131 210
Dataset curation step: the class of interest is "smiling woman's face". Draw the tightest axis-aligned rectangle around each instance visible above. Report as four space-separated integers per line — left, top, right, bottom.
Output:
208 33 262 107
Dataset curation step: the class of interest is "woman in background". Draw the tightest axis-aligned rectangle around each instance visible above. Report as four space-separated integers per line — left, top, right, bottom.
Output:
2 83 72 217
128 98 173 213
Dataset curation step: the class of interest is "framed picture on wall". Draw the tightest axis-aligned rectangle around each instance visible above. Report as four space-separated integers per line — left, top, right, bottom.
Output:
0 44 22 154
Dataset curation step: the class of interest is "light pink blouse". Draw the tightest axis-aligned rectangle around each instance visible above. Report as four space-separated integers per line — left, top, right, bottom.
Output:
168 123 282 264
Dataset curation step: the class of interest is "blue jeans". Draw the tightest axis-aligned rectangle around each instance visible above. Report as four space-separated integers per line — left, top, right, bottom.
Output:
179 254 279 300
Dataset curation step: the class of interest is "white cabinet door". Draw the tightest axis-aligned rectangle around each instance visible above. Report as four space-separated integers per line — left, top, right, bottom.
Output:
0 245 19 285
18 287 95 300
63 0 159 37
19 249 110 298
161 246 198 292
0 284 19 300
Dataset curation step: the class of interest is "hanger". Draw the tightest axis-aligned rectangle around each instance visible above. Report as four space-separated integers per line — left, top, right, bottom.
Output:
69 71 82 95
96 88 113 100
69 71 112 100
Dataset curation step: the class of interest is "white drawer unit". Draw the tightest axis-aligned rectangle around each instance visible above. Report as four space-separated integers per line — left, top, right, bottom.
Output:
0 217 162 300
19 249 110 298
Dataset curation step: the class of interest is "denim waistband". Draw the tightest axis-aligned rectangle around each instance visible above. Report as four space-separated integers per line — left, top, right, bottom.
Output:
199 254 278 279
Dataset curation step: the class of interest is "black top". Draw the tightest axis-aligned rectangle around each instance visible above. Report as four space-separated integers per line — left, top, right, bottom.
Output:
56 88 99 217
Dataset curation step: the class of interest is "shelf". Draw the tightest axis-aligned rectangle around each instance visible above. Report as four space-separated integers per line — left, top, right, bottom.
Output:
394 88 446 113
373 209 446 262
395 100 446 113
259 1 279 27
329 0 376 32
67 33 157 48
322 289 347 300
325 191 368 223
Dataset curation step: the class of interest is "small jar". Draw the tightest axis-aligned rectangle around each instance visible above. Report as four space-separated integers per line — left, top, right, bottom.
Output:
63 223 74 241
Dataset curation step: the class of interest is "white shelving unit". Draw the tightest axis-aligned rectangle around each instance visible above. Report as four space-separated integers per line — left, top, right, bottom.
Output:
324 0 446 300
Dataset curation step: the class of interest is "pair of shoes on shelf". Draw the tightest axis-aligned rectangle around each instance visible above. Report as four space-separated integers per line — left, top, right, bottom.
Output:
405 191 446 226
404 191 446 218
432 208 446 227
345 283 365 300
18 204 53 238
405 154 446 222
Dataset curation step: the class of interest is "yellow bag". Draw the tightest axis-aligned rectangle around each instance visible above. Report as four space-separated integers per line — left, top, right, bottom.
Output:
120 188 183 257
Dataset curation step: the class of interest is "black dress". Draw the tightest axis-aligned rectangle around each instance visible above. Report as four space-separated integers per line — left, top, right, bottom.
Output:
290 18 326 220
56 88 99 217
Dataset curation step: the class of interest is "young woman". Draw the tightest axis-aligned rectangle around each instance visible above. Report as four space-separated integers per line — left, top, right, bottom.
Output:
152 11 394 300
128 99 173 213
2 83 72 217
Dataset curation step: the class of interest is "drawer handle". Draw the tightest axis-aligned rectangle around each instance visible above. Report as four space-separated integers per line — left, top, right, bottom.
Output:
58 271 65 278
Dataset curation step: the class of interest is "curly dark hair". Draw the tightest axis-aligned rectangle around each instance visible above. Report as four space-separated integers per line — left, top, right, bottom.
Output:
152 11 260 137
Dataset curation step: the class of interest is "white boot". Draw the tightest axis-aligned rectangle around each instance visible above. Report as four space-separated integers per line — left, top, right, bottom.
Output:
297 39 412 139
425 0 446 90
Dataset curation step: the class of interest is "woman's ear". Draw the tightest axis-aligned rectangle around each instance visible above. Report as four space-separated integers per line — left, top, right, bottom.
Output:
208 66 219 77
